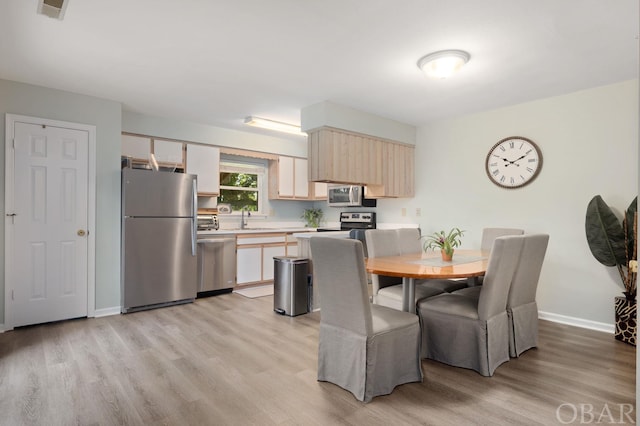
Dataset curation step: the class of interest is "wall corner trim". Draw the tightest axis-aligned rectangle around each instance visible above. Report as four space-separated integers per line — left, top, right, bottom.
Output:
94 306 121 318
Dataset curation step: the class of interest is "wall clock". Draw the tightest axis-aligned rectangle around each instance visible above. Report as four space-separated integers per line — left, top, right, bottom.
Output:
485 136 542 188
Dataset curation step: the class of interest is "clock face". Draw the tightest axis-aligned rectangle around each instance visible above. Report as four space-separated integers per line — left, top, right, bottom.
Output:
485 136 542 188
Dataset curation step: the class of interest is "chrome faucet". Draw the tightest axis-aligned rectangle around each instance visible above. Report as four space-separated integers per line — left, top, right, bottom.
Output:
240 206 251 229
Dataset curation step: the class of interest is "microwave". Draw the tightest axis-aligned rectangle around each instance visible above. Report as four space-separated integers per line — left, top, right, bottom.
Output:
327 185 377 207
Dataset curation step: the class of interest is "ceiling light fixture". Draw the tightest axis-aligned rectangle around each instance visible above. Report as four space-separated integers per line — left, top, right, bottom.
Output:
417 50 470 79
244 116 306 136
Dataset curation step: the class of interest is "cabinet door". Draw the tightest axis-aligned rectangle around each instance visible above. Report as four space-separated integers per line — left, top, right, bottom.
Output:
286 242 298 257
154 139 184 167
236 246 262 284
308 127 388 186
311 182 327 200
294 158 309 198
263 245 287 281
122 134 151 161
186 144 220 195
278 156 295 198
367 143 415 198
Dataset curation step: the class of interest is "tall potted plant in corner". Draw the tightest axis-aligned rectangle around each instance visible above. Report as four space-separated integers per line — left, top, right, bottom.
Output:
585 195 637 345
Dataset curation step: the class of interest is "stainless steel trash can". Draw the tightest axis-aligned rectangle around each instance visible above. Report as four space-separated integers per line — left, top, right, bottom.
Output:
273 256 309 316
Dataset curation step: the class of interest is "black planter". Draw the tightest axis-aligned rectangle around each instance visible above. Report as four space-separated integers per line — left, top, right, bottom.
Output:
614 297 636 346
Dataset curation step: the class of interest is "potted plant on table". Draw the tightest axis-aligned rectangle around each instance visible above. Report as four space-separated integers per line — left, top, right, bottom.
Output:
422 228 465 261
302 208 324 228
585 195 637 346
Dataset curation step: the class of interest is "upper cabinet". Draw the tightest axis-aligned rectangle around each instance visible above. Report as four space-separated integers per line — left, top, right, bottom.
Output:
269 156 310 199
121 134 185 169
366 142 415 198
153 139 184 167
307 127 383 186
310 182 328 200
122 134 151 162
307 127 414 198
186 144 220 196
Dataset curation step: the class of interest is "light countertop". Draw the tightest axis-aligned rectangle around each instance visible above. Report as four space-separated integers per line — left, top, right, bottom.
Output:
293 231 350 239
198 227 315 236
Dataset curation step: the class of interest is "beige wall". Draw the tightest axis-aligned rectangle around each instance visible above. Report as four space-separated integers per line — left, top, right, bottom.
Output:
0 79 122 320
375 79 638 327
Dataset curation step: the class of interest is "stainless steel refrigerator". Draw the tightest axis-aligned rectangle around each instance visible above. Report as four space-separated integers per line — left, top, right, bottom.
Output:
121 168 198 313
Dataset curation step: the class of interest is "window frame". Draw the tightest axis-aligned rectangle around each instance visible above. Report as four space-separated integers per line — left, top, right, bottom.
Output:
218 159 266 216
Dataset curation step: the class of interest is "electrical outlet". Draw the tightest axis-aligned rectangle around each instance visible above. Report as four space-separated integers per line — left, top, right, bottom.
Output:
401 208 407 217
630 260 638 273
416 208 421 217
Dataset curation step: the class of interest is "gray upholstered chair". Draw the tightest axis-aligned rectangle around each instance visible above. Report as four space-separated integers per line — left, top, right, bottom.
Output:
396 227 422 254
451 234 550 357
471 227 525 286
507 233 549 357
365 229 444 311
481 227 525 251
309 237 423 403
417 235 525 376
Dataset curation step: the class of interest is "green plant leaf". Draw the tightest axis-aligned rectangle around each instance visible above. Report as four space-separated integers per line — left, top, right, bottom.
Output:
585 195 626 267
625 197 637 259
301 208 323 228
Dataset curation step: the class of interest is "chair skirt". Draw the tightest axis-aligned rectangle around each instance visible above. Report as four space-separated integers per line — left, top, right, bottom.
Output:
419 309 510 376
318 321 422 402
508 301 539 357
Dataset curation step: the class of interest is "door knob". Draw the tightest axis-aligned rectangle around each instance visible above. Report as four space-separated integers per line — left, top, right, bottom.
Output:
77 229 86 237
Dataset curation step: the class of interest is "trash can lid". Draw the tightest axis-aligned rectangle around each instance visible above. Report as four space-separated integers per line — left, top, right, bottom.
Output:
273 256 309 263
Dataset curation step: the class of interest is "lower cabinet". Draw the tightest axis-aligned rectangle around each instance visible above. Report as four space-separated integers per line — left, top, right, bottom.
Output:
262 245 287 281
236 233 288 285
236 246 262 284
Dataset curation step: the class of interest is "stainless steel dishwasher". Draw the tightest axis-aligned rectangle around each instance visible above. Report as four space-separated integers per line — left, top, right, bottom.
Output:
197 237 236 297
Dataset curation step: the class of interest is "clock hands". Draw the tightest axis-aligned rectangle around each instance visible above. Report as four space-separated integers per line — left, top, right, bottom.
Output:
503 154 527 167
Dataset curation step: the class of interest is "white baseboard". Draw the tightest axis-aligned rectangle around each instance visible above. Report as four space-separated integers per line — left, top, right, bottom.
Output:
93 306 121 318
0 307 120 331
539 311 614 334
0 309 615 334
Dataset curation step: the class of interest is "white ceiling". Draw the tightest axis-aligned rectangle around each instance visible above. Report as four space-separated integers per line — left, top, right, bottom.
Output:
1 0 638 140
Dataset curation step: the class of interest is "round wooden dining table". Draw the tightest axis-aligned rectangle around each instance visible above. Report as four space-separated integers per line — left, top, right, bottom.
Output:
365 249 489 312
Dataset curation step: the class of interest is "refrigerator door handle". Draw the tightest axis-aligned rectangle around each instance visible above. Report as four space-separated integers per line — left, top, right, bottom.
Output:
191 180 197 256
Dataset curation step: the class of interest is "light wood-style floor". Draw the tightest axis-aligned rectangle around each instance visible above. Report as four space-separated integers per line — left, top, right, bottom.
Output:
0 292 635 425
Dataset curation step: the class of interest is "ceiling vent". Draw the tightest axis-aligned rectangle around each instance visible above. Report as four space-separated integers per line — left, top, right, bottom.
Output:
37 0 68 20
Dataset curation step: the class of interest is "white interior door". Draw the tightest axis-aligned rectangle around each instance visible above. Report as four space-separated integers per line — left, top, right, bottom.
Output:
5 116 94 328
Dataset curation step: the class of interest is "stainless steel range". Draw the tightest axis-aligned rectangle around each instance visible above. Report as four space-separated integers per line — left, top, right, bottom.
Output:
317 211 376 257
317 211 377 232
338 212 376 231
